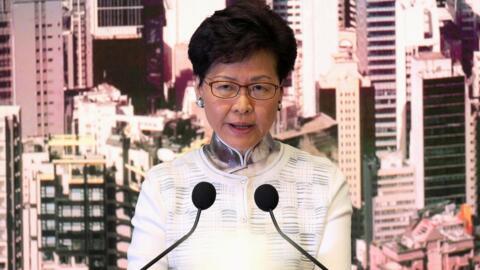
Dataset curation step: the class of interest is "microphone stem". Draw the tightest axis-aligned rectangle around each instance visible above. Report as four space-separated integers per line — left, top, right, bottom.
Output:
141 209 202 270
269 210 328 270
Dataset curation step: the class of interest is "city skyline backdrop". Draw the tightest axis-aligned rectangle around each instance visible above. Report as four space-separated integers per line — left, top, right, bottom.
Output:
0 0 477 269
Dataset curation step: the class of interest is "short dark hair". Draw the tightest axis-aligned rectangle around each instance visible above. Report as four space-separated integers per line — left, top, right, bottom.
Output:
188 0 297 85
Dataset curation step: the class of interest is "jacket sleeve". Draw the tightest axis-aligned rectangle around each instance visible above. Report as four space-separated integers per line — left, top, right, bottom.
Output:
315 166 353 270
128 171 169 270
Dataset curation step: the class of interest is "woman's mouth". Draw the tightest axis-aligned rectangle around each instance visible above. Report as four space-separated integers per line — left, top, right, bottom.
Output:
228 123 255 133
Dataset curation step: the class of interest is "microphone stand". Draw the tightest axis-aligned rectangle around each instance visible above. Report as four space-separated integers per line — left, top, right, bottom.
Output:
269 210 328 270
141 209 201 270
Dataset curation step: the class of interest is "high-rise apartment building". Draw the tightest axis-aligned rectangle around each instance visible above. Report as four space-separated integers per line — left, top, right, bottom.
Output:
467 51 480 214
0 1 12 106
0 106 21 270
38 135 107 270
104 135 152 269
21 132 151 269
339 0 356 29
63 0 93 90
22 142 49 270
446 0 479 76
163 0 225 110
88 0 148 113
89 0 142 39
12 0 65 138
372 151 416 243
72 83 133 155
357 0 442 155
143 0 167 110
272 0 339 117
410 53 468 208
318 47 375 209
356 0 397 153
395 0 440 156
89 0 168 113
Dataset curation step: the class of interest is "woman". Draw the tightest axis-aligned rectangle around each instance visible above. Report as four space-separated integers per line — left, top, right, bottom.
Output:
128 1 352 269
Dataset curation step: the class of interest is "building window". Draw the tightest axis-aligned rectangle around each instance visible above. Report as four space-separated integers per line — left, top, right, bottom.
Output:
59 239 72 250
42 236 56 247
70 188 84 201
89 205 103 217
88 187 103 201
60 222 84 233
72 239 84 250
41 202 55 214
72 205 84 217
41 186 55 198
89 221 104 232
91 238 105 250
41 220 55 230
59 205 84 217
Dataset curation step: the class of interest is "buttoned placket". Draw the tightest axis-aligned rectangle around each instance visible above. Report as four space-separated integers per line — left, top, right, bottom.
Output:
240 176 249 224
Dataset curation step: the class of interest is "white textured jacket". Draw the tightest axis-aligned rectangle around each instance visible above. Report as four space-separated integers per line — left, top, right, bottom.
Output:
128 142 352 270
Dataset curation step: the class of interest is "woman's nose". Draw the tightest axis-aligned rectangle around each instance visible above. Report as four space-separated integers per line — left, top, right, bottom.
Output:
232 88 253 114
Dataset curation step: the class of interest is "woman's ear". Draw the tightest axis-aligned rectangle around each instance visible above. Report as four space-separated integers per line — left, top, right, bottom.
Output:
279 86 284 102
194 77 203 98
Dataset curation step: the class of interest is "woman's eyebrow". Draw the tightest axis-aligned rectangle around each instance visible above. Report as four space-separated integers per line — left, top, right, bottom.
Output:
250 75 273 81
208 75 237 81
208 75 274 81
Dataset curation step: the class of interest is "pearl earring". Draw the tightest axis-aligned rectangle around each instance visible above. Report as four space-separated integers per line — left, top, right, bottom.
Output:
196 97 205 108
277 102 282 111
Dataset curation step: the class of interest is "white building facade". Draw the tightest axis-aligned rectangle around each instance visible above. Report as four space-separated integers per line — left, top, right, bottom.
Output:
373 151 416 243
12 0 65 137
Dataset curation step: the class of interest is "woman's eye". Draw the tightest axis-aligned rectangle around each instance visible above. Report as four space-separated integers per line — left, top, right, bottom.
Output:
215 83 235 91
252 84 266 91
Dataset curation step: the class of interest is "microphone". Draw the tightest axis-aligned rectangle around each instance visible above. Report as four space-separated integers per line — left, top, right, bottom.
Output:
254 184 329 270
141 182 216 270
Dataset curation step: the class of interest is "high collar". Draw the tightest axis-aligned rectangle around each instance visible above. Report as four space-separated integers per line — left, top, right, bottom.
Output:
203 133 279 174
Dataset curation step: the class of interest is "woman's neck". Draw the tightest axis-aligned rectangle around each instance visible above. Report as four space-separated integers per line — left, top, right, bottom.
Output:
203 133 278 173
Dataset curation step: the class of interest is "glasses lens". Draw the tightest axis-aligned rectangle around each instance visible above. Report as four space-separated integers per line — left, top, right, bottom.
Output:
211 82 239 98
248 83 276 100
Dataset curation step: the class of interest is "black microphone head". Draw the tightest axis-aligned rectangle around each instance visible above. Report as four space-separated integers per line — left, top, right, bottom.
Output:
192 182 216 210
254 184 279 212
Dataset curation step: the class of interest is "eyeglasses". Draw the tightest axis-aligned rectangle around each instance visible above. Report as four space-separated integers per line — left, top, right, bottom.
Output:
206 81 280 100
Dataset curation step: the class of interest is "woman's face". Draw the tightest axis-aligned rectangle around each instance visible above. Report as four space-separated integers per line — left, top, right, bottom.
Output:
196 50 282 153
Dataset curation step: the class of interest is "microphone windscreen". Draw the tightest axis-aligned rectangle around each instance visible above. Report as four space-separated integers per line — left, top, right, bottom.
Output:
254 184 279 212
192 182 216 210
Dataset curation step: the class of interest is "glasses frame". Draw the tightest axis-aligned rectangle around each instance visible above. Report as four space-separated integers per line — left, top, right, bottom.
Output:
206 80 280 100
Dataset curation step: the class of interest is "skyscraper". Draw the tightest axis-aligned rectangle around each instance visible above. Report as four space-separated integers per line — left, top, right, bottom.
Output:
446 0 479 77
89 0 142 39
357 0 442 155
63 0 93 90
356 0 397 153
163 0 225 110
143 0 167 110
467 51 480 214
410 53 468 208
0 106 21 270
12 0 64 137
318 43 375 208
272 0 339 117
12 0 65 137
373 151 416 243
41 135 107 269
338 0 356 29
22 141 48 270
88 0 150 113
395 0 440 156
0 1 13 105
